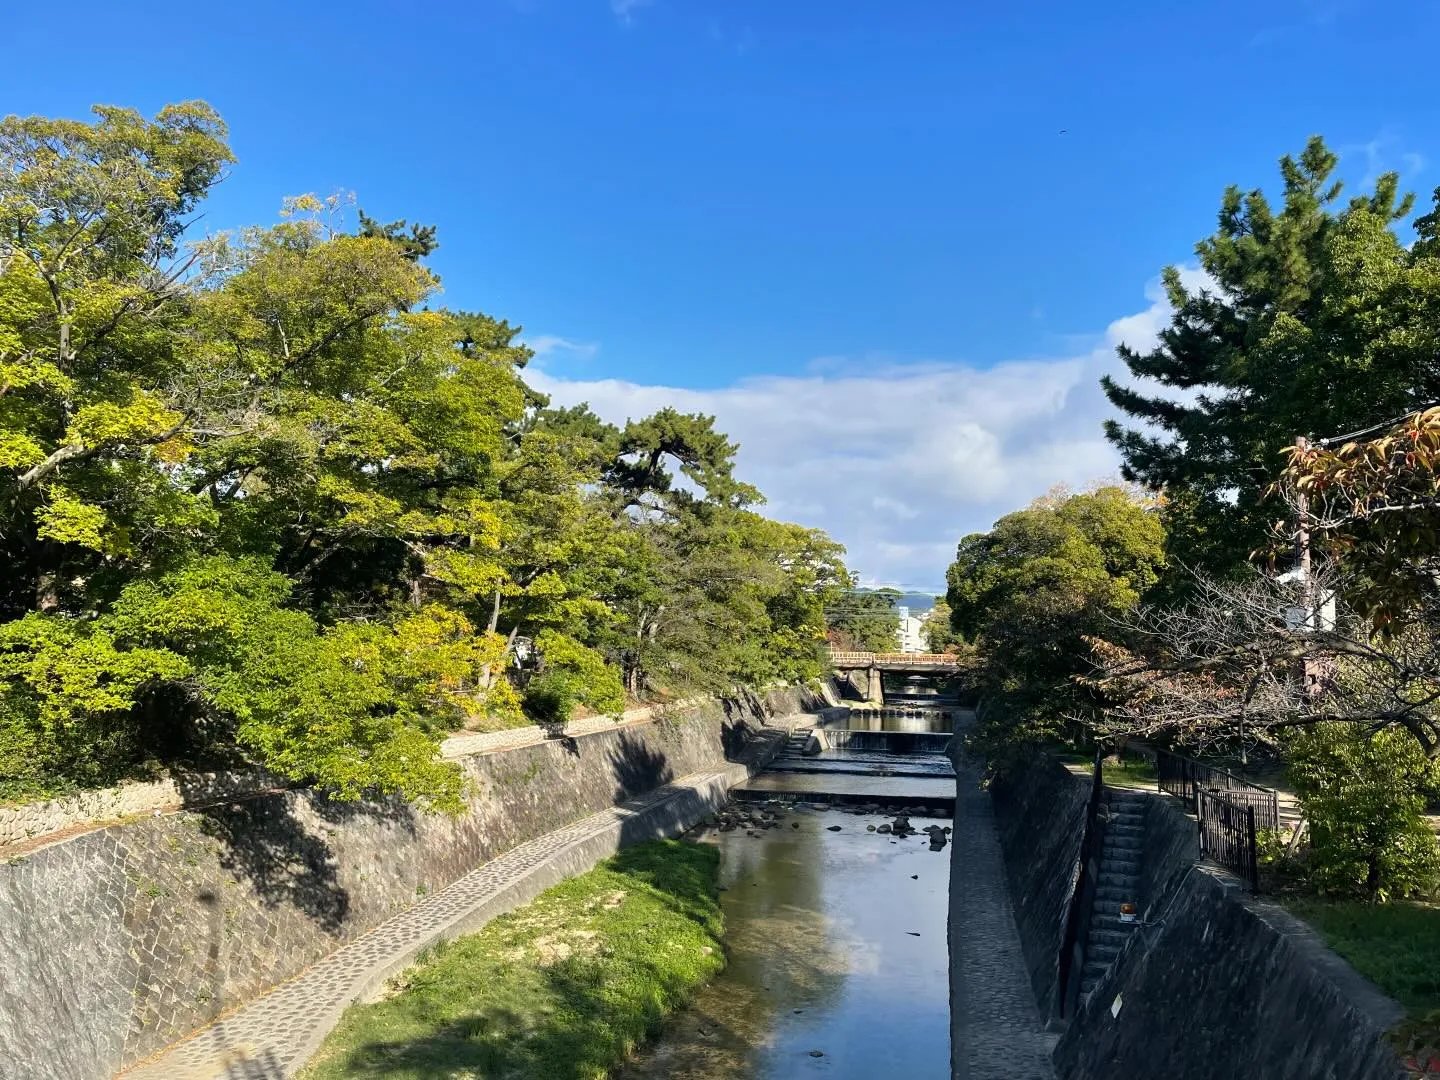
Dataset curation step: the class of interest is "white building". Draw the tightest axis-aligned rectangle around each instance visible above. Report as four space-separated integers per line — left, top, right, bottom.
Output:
896 606 927 653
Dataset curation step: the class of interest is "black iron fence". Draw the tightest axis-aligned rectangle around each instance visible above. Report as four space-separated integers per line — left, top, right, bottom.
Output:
1197 788 1260 891
1155 748 1280 833
1056 750 1105 1019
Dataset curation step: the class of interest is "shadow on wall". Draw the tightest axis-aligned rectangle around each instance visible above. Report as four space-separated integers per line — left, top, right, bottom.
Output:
720 691 770 763
188 787 417 932
609 731 675 803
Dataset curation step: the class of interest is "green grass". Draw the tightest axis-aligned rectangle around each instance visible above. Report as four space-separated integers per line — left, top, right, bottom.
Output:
300 839 725 1080
1054 750 1158 789
1286 899 1440 1012
1102 757 1157 788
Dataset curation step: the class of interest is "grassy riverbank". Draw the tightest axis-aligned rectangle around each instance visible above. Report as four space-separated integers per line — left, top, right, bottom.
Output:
1286 899 1440 1012
301 840 725 1080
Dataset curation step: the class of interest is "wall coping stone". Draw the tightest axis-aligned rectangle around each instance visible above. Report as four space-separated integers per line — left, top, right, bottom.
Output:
0 689 774 853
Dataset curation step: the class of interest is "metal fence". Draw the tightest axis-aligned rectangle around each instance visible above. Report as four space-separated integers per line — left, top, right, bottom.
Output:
1155 748 1280 833
1197 789 1260 891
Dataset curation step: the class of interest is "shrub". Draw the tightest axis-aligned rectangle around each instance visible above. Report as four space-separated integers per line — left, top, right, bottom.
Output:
1289 723 1440 901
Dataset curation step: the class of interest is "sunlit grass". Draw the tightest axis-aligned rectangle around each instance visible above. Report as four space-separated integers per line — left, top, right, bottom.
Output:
300 840 724 1080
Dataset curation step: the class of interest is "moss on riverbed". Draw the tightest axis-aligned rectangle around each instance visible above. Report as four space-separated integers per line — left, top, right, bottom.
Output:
300 840 724 1080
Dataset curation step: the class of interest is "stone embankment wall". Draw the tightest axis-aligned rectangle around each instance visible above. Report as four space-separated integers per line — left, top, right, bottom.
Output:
987 756 1089 1018
0 698 722 850
0 686 814 1080
991 756 1408 1080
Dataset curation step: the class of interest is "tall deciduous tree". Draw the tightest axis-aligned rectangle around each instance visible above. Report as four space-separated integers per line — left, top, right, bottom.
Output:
0 103 854 805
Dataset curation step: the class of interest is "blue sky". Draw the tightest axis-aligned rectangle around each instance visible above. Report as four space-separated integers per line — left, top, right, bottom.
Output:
5 0 1438 589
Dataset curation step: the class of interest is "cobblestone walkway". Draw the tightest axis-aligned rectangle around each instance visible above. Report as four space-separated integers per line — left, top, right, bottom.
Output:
948 749 1057 1080
120 766 744 1080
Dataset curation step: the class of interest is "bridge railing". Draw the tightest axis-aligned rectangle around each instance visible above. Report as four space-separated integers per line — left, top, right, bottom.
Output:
827 650 961 667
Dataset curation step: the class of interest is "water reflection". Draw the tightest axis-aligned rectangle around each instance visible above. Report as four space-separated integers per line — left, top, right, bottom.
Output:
822 709 959 733
620 807 952 1080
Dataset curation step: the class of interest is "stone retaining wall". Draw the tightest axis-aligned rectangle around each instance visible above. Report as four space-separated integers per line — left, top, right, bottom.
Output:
1053 864 1407 1080
0 698 721 851
0 686 813 1080
988 754 1089 1019
988 756 1407 1080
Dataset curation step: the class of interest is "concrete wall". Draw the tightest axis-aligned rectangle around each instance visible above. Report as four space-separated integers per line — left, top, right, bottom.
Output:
0 687 813 1080
988 754 1089 1019
987 756 1407 1080
1053 866 1406 1080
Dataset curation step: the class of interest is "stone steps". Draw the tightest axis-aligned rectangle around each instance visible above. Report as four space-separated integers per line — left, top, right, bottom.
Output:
1078 791 1147 1000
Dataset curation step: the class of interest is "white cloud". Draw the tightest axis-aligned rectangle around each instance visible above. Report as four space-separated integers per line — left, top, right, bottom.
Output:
527 276 1193 591
522 335 599 361
610 0 651 22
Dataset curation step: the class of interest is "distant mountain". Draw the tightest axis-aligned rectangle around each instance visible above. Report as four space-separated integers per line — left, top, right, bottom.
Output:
860 588 938 612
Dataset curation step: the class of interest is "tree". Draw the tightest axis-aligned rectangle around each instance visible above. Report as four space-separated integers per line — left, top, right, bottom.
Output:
945 486 1166 752
1103 137 1440 584
1279 406 1440 630
0 102 858 806
593 409 840 694
1288 722 1440 901
0 103 234 617
924 599 959 653
824 588 902 654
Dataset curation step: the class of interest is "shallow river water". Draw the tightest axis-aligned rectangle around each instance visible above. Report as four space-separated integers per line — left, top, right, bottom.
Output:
619 804 953 1080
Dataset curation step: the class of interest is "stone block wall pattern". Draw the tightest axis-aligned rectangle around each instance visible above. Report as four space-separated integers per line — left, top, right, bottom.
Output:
1052 868 1407 1080
985 754 1407 1080
988 755 1089 1019
0 686 812 1080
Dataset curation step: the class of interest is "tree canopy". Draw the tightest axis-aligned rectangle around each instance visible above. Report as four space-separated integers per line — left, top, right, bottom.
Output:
1103 136 1440 585
0 103 854 806
944 486 1166 753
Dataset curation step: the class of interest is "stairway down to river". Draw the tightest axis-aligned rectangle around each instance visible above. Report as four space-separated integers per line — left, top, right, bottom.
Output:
1080 789 1147 996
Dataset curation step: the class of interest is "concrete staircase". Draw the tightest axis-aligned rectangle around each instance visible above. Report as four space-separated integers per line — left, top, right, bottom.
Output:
1079 789 1146 997
780 728 814 761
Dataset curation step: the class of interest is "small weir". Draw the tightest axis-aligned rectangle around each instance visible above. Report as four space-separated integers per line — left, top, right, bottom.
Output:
624 705 959 1078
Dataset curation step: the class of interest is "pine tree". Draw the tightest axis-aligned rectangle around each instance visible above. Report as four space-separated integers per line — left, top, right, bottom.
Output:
1102 136 1440 580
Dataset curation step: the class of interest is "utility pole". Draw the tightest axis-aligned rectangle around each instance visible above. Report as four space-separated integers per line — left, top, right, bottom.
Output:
1293 434 1323 698
1294 434 1312 619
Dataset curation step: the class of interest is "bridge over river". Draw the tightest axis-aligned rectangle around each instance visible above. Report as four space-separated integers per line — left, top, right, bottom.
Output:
827 649 968 706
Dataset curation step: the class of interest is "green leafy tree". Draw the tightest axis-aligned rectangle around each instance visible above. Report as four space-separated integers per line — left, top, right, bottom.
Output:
0 102 234 616
1103 137 1440 585
1289 723 1440 901
924 599 960 653
946 486 1166 754
0 102 856 805
825 588 902 653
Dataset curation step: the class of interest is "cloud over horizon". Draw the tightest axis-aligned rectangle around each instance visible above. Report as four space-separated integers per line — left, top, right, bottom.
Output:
527 273 1199 592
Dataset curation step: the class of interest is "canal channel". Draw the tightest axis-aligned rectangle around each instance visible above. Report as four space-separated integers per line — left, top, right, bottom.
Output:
620 706 959 1079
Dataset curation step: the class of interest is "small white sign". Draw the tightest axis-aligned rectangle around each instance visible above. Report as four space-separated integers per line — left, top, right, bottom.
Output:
1111 993 1124 1019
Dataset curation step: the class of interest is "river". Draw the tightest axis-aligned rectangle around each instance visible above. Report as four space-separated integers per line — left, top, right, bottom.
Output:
619 802 953 1079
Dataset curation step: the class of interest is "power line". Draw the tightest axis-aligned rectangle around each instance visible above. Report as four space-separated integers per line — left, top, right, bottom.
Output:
1314 400 1440 447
